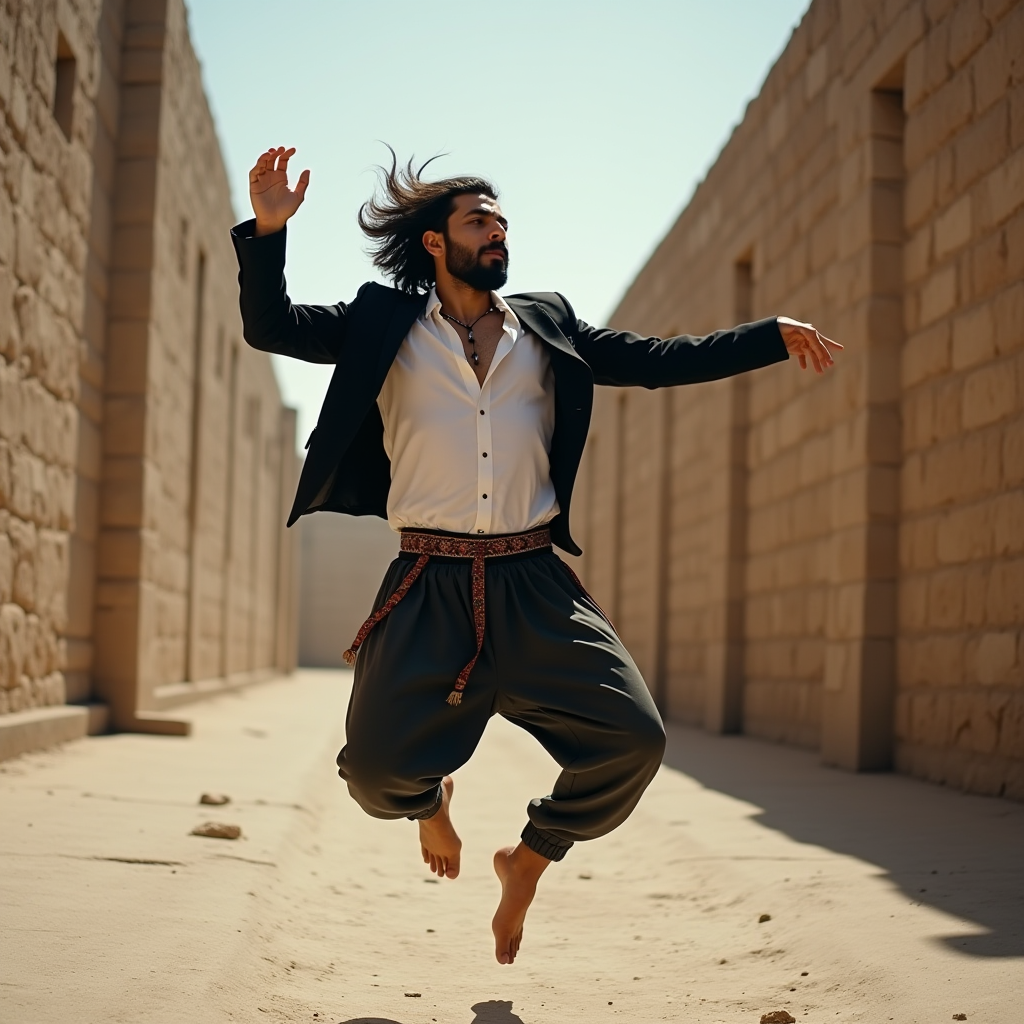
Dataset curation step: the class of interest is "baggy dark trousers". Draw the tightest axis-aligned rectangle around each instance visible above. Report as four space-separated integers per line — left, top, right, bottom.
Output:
336 546 666 862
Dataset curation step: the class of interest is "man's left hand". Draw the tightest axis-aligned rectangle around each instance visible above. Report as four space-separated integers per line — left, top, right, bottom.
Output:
777 316 843 373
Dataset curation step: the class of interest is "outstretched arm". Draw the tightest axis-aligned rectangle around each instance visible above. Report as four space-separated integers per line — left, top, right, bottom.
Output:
563 295 841 388
232 146 349 364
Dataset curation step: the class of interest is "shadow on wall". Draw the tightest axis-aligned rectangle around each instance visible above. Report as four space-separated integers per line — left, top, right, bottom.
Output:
662 723 1024 958
343 1003 527 1024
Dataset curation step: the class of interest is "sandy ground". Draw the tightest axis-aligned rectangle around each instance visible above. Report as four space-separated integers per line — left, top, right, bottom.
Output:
1 669 1021 1024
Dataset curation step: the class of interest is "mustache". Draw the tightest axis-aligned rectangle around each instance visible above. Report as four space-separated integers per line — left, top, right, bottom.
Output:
480 243 508 259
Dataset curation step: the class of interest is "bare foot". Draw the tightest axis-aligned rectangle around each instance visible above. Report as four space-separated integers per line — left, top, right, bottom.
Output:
418 776 461 879
491 842 550 964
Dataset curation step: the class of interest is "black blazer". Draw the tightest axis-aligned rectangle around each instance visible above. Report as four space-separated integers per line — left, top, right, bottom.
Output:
231 219 789 555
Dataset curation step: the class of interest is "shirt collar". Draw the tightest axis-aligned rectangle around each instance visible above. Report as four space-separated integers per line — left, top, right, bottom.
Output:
424 287 518 328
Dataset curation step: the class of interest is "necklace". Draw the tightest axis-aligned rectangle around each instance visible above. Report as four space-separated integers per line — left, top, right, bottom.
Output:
440 305 498 366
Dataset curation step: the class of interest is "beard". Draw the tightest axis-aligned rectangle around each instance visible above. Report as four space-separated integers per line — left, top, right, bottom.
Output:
444 236 509 292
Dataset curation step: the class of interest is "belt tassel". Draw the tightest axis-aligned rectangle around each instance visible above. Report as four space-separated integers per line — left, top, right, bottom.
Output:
342 554 429 665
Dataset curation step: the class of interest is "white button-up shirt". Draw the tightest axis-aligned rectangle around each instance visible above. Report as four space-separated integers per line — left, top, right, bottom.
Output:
376 287 560 536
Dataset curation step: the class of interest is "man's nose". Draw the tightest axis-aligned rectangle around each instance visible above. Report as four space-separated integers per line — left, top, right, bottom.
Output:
489 223 506 241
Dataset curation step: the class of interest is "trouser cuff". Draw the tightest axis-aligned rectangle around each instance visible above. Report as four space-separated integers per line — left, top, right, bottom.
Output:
406 783 443 821
521 821 573 862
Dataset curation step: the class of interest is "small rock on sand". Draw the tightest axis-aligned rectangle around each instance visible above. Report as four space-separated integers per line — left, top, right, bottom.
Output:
404 992 421 998
760 1012 796 1024
190 822 242 840
758 913 772 923
199 793 231 806
953 1015 967 1021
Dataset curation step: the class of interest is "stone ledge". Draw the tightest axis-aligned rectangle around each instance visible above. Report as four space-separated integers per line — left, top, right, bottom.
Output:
0 705 89 763
151 668 281 711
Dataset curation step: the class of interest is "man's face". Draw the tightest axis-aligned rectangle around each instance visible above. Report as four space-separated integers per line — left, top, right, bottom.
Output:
438 192 509 292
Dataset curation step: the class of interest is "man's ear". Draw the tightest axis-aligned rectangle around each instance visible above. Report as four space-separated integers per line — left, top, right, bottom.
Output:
422 229 444 258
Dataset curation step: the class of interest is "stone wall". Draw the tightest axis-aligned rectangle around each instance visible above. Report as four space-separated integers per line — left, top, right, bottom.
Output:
0 0 299 743
578 0 1023 798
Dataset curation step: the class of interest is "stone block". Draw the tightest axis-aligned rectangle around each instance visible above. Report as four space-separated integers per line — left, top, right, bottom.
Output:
992 281 1023 354
13 205 41 287
0 184 14 270
918 264 958 326
927 567 965 627
120 49 162 86
99 456 144 528
0 530 10 604
949 0 989 70
992 489 1024 554
904 385 935 450
108 269 151 319
0 601 26 689
961 360 1017 428
970 227 1010 300
1003 418 1024 487
111 158 156 225
951 302 996 369
1012 84 1024 152
963 564 990 628
902 320 951 388
987 558 1024 627
933 377 962 440
0 704 87 759
978 148 1024 230
905 71 972 168
997 691 1024 759
957 427 1003 502
935 195 973 259
910 690 951 746
35 529 68 632
974 632 1019 685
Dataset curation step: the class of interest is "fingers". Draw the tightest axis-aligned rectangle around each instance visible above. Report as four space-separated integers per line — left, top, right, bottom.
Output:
276 146 296 172
294 168 310 201
249 146 296 183
248 148 273 184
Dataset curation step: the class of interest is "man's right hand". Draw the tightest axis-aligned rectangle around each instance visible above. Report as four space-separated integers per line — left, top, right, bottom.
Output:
249 146 310 236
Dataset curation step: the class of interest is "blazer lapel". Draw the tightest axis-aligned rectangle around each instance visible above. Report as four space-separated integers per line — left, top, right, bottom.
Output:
507 297 583 362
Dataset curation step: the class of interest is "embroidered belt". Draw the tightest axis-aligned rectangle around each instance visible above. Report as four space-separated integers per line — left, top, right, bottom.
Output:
342 525 593 707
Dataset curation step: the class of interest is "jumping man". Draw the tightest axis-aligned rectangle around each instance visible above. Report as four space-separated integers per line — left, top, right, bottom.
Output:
231 146 842 965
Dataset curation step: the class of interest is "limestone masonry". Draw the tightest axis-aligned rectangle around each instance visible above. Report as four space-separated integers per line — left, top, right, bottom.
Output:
577 0 1023 799
0 0 299 755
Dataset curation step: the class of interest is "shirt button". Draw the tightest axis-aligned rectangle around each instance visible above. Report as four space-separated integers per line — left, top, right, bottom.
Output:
477 529 484 534
479 409 485 415
482 494 488 499
482 452 488 458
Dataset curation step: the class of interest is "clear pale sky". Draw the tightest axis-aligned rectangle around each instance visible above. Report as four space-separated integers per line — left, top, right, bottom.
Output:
185 0 810 447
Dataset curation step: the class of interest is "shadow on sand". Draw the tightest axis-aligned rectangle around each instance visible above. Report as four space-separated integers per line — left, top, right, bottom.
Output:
342 1002 526 1024
662 722 1024 957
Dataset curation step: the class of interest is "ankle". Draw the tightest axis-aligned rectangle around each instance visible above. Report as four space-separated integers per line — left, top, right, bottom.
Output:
509 842 550 881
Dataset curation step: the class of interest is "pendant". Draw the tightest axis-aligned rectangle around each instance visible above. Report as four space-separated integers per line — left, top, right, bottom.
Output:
471 352 479 365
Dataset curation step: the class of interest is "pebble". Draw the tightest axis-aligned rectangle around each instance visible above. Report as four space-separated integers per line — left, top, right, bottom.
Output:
190 821 242 840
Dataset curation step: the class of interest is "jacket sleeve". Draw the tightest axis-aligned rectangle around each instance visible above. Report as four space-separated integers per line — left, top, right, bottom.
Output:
558 292 790 388
231 218 351 364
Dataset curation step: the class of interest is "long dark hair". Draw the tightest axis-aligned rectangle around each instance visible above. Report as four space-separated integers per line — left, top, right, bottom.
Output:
358 146 498 295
